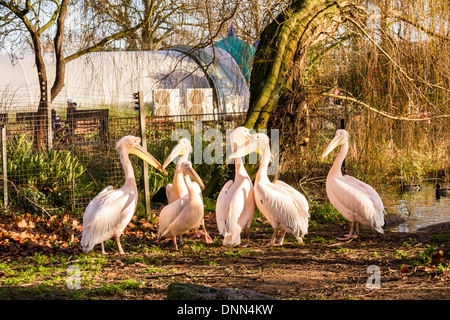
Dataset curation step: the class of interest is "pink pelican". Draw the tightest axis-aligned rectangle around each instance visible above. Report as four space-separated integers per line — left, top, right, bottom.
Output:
157 161 207 250
81 135 167 254
321 129 385 240
163 138 193 204
216 127 255 247
162 138 212 243
230 133 309 246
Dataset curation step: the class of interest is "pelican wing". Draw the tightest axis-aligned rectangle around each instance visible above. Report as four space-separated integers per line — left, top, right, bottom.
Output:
330 176 384 231
217 178 255 246
258 181 309 238
81 187 136 252
158 197 187 238
343 175 384 215
274 180 309 219
159 198 204 239
82 186 114 228
216 180 235 235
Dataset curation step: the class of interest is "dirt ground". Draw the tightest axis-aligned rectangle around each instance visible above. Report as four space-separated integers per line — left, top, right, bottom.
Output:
0 212 449 300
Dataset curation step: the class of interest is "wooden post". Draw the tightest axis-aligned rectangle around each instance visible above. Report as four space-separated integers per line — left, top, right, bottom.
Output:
137 91 151 216
2 126 7 211
340 118 345 172
42 81 53 150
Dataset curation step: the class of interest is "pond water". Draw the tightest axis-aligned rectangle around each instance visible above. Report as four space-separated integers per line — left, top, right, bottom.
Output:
380 182 450 232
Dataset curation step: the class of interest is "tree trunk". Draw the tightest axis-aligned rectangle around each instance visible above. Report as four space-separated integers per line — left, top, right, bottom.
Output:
51 0 69 102
30 29 49 150
244 0 347 130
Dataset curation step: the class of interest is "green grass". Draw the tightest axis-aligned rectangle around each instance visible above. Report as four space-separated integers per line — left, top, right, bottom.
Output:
309 202 346 225
94 279 144 296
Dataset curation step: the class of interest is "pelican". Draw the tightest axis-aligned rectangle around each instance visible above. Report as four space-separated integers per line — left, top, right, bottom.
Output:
157 161 207 250
321 129 385 240
216 127 255 247
163 138 193 204
81 135 167 254
162 138 212 243
229 133 309 246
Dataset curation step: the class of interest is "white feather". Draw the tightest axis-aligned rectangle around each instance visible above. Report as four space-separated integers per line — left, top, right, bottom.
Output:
81 187 137 253
217 178 254 246
256 180 309 240
327 175 384 233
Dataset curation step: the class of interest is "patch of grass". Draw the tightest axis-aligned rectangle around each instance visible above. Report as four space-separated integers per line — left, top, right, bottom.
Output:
310 203 346 225
394 250 409 259
402 237 419 247
308 236 333 243
201 257 218 266
94 279 144 296
145 266 164 273
418 245 436 265
223 249 243 258
190 242 208 252
331 247 349 253
124 256 148 265
436 263 450 275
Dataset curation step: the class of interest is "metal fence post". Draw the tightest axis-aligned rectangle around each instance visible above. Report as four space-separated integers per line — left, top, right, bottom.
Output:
2 126 7 211
136 91 151 216
41 81 53 150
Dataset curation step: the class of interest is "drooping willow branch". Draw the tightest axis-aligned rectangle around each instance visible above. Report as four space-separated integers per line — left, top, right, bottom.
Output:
321 92 450 121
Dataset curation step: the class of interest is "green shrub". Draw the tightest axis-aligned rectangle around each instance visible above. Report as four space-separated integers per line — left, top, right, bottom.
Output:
310 202 346 224
5 134 89 214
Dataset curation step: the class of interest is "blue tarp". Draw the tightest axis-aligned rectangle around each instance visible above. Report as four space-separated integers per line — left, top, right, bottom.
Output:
215 31 255 83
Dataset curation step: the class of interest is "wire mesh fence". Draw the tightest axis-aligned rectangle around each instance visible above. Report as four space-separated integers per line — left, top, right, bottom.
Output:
0 102 246 217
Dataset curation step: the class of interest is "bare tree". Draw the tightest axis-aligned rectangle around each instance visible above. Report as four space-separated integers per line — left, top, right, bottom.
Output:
0 0 153 148
244 0 450 130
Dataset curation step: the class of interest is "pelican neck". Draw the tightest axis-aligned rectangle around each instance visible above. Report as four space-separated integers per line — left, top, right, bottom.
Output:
255 143 271 184
232 142 249 178
329 140 348 177
176 153 190 170
119 150 137 189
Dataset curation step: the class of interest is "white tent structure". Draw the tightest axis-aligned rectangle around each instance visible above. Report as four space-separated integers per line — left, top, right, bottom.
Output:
0 47 250 116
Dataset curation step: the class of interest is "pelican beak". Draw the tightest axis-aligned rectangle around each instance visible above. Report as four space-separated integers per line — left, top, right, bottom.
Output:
321 134 342 159
131 144 168 175
232 131 253 149
185 166 205 190
163 143 187 168
229 138 259 159
241 132 253 146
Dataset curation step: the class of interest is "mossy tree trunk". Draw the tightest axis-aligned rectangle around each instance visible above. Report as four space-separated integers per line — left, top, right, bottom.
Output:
244 0 352 130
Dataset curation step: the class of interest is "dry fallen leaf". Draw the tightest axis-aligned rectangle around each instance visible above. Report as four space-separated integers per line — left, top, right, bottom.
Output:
15 219 28 229
399 265 410 273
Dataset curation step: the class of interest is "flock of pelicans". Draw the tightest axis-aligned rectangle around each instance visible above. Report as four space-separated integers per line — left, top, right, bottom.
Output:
80 127 386 254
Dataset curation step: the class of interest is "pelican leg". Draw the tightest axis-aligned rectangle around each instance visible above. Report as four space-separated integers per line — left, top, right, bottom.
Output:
239 228 251 247
265 225 278 247
277 230 287 246
101 242 107 255
172 236 178 251
115 235 125 254
200 219 213 244
337 222 357 241
354 222 360 237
